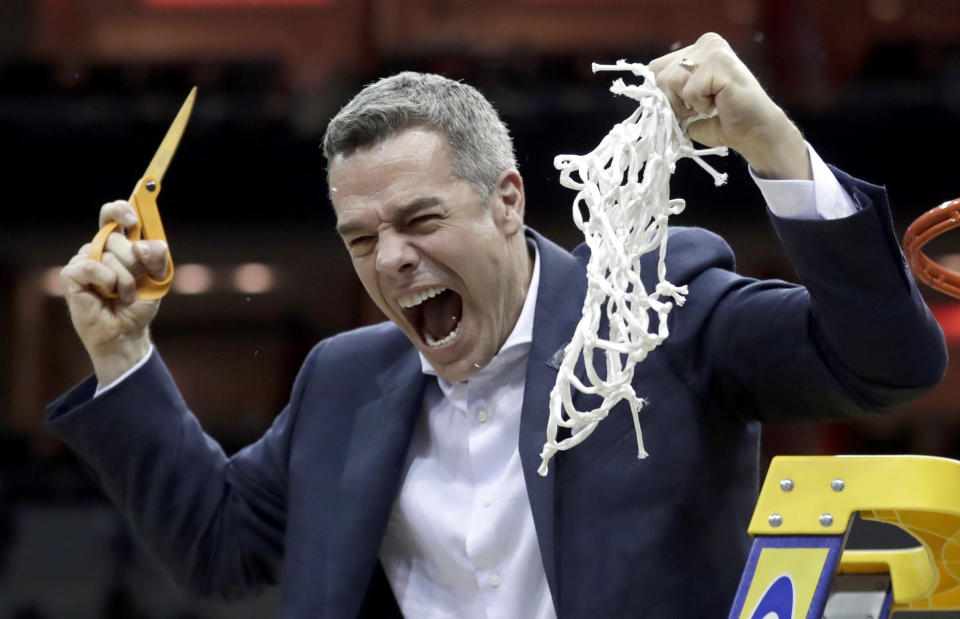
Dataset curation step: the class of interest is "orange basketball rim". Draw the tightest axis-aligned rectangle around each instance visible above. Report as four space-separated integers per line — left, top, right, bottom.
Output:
903 197 960 299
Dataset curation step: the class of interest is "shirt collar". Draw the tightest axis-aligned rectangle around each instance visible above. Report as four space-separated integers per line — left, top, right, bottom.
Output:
420 238 541 380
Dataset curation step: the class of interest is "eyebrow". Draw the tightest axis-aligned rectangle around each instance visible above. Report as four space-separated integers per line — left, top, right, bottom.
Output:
335 197 442 237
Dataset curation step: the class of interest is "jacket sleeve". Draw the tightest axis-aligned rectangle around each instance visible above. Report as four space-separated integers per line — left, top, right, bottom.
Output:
663 168 947 423
45 342 323 599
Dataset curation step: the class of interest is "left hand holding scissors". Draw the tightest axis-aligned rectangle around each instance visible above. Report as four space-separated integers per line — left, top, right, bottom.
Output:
59 88 196 384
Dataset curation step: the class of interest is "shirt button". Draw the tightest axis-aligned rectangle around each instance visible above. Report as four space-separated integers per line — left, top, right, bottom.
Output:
482 497 493 507
489 573 501 588
476 410 489 423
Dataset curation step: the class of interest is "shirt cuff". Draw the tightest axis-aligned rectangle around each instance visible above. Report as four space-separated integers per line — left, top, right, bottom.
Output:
93 344 155 398
750 142 859 221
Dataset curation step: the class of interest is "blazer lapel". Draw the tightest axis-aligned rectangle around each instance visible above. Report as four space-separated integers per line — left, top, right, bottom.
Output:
341 345 426 488
331 345 427 616
519 229 588 613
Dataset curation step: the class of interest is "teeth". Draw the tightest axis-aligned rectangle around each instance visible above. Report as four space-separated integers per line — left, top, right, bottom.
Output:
425 321 461 347
396 286 461 348
398 286 446 308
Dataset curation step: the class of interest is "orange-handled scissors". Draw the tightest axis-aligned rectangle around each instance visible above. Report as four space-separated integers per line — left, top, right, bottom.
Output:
88 87 197 301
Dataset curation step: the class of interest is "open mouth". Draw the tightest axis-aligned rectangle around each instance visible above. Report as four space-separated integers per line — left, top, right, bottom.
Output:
398 286 463 348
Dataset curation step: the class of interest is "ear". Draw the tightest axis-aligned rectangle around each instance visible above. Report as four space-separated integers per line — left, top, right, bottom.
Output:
492 169 525 237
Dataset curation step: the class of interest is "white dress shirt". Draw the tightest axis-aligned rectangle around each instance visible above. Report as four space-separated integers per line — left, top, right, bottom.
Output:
379 239 553 619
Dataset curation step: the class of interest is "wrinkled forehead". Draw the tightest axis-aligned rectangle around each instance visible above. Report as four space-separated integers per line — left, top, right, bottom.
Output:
327 123 448 173
328 128 457 197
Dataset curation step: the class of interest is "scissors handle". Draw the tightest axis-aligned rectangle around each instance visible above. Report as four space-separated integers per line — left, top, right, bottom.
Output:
88 177 175 301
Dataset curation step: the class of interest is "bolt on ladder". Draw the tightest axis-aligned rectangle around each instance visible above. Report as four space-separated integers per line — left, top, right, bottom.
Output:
729 455 960 618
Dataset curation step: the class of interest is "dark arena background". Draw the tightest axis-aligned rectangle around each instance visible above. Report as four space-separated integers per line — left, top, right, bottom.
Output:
1 1 959 617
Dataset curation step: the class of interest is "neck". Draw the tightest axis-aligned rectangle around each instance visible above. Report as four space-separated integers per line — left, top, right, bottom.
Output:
496 233 535 351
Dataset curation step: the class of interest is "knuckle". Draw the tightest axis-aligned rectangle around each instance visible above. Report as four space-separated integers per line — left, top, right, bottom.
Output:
107 237 135 262
105 253 125 271
108 234 128 251
709 48 732 63
100 200 133 225
659 70 683 91
698 49 732 74
698 32 723 45
103 253 126 277
82 260 100 279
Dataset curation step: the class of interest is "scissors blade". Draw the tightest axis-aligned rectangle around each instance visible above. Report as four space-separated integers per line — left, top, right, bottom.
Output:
142 86 197 183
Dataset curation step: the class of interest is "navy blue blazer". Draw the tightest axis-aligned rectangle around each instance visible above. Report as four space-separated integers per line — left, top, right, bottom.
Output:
47 169 947 618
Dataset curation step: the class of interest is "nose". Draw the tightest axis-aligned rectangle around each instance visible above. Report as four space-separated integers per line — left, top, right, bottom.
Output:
376 230 419 275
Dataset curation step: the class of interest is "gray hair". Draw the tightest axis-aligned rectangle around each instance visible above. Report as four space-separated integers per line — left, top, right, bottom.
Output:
323 72 517 203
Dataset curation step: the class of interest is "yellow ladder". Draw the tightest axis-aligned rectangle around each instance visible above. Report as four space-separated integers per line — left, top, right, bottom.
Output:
729 455 960 618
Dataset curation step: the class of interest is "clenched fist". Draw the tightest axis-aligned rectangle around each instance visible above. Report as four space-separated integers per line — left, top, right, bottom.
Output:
60 200 170 385
649 33 812 181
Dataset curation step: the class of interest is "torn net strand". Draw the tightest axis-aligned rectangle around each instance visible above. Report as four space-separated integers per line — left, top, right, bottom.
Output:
537 60 728 476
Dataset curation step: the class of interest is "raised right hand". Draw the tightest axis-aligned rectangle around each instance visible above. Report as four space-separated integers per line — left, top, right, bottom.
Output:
649 32 811 181
60 200 170 385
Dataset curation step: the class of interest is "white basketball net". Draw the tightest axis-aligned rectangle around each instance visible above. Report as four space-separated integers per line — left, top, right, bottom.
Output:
537 60 729 476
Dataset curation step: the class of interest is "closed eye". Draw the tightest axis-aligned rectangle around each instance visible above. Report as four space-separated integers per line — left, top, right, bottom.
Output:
347 235 376 255
409 213 441 227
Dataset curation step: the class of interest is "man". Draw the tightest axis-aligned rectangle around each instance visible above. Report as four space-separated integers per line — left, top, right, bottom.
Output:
49 34 946 617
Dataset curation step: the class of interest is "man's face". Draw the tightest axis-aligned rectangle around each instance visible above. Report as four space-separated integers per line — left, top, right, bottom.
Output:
330 128 529 383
